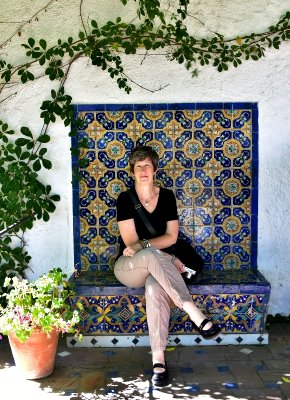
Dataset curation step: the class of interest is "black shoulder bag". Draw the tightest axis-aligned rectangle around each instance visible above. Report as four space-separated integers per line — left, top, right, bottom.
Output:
127 189 204 284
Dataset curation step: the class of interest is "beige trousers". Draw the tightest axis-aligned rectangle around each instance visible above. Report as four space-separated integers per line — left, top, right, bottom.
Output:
114 248 192 352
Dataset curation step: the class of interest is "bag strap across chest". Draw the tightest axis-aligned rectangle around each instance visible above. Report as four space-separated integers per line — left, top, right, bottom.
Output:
127 189 157 236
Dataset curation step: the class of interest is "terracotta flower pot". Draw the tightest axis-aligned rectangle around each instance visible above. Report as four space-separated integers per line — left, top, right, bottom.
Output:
8 328 59 379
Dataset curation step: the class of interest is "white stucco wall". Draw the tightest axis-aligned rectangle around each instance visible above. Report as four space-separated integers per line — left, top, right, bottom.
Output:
1 0 290 316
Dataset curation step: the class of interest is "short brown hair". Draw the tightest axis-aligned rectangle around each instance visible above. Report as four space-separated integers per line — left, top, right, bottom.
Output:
128 146 159 173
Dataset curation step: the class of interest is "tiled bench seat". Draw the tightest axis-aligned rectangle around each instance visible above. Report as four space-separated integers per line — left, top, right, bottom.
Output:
67 268 270 348
68 102 271 347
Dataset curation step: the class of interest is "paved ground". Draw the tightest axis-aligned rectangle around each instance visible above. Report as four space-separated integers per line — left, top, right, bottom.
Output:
1 323 290 400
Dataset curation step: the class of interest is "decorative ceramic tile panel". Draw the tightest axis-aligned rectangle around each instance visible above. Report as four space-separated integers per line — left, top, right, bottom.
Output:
71 103 258 273
70 103 269 341
72 291 268 335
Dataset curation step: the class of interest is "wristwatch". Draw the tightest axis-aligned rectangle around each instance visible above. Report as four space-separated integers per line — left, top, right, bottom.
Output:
141 239 151 248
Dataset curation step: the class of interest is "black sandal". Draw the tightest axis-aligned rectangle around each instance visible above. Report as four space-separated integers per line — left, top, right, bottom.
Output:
197 318 221 339
151 362 170 387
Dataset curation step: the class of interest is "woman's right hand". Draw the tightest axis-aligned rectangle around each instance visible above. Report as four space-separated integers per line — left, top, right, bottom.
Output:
123 242 143 257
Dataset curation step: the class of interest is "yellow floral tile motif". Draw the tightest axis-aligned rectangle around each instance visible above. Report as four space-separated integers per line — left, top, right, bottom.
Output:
144 110 164 120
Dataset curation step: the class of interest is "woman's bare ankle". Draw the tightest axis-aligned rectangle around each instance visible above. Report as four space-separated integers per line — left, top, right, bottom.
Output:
152 349 165 368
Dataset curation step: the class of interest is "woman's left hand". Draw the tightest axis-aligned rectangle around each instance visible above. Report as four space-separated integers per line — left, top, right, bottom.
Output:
162 252 186 273
173 257 186 273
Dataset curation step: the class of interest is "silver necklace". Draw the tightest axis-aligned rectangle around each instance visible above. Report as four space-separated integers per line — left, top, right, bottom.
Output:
144 197 150 207
140 190 154 207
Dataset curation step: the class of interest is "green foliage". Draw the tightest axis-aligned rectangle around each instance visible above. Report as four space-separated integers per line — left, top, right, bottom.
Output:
266 313 290 327
40 87 74 126
0 268 82 342
0 119 60 304
1 4 289 98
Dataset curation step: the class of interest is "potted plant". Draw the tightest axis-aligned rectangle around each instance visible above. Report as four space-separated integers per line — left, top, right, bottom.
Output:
0 267 81 379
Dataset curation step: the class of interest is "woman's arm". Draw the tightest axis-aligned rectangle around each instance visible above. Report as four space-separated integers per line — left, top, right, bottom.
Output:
146 220 178 249
118 219 179 255
118 218 185 272
118 218 139 247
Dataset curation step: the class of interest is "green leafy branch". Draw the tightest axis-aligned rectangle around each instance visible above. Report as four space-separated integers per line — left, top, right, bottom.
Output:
0 6 289 96
0 119 60 298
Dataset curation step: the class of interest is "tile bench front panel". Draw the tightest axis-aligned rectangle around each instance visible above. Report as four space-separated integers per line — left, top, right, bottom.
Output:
73 292 268 335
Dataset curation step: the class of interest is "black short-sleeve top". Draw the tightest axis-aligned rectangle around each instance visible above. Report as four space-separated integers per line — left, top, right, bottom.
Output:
116 187 178 256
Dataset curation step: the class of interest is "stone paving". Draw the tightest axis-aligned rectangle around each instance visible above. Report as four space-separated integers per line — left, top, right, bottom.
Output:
0 323 290 399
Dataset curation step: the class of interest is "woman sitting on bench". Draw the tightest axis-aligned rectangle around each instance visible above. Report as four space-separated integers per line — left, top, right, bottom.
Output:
114 145 221 387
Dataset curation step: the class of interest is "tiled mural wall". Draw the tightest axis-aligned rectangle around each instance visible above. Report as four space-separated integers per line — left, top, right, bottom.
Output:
72 103 258 274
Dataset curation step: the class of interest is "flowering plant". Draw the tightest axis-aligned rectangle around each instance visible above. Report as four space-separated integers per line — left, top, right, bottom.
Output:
0 268 81 342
